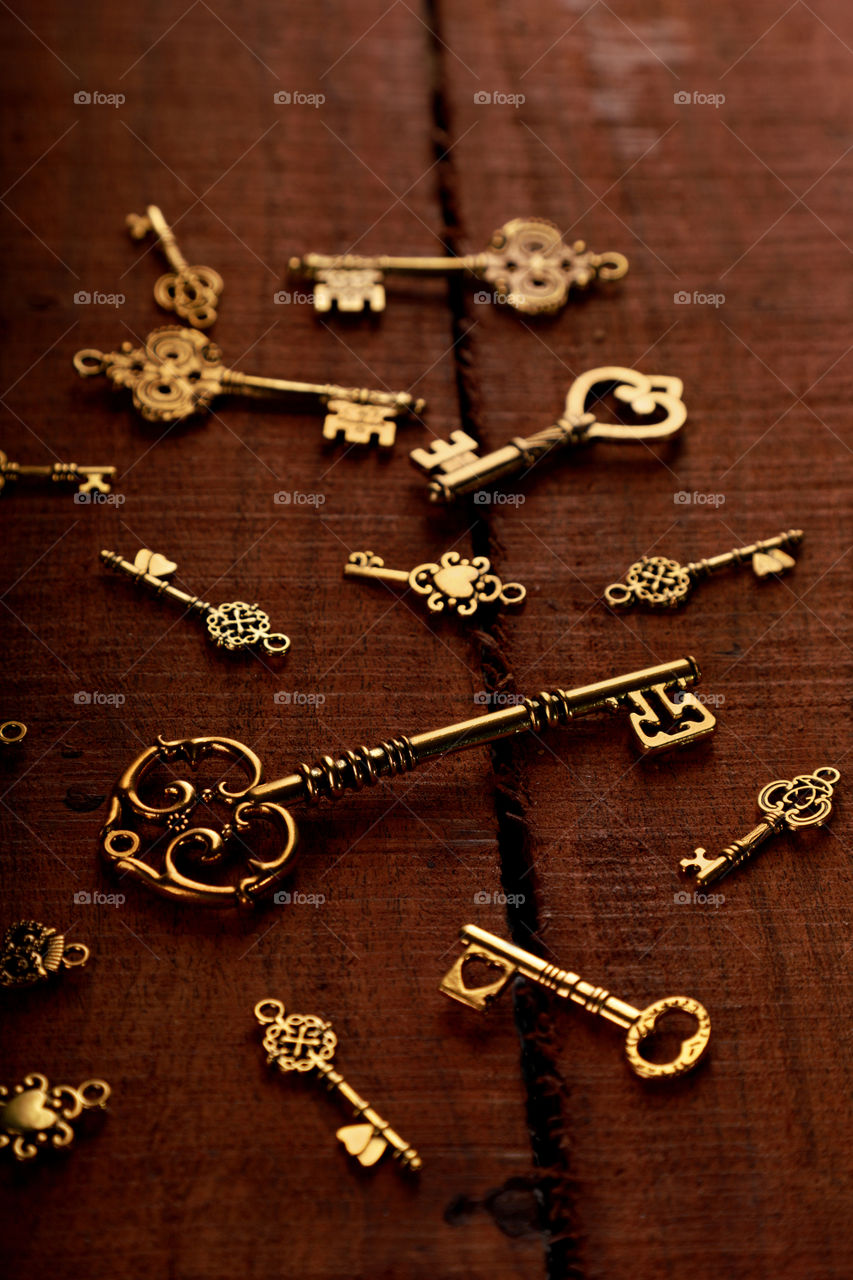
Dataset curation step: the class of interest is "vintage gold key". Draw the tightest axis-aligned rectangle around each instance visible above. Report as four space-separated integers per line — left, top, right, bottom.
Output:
345 549 526 617
681 766 839 886
127 205 224 329
255 999 421 1172
0 448 115 497
0 1074 110 1160
73 326 425 446
289 217 628 315
0 920 90 989
101 547 291 657
604 528 803 610
440 925 711 1081
100 656 717 908
410 367 686 502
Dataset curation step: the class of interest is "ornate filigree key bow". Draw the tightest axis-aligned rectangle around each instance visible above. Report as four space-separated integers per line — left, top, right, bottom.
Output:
0 920 90 989
0 1075 109 1160
345 549 526 617
127 204 223 329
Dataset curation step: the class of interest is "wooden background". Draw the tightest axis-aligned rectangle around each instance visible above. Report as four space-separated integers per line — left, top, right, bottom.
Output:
1 2 851 1277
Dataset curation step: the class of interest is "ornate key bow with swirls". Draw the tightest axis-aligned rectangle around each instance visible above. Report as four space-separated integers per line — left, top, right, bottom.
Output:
345 549 526 618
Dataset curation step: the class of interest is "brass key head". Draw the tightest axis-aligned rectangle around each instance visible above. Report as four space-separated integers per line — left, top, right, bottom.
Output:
205 601 291 655
74 327 226 423
480 218 628 315
605 556 693 610
623 995 712 1080
153 265 224 330
757 766 839 828
254 999 338 1071
410 551 526 616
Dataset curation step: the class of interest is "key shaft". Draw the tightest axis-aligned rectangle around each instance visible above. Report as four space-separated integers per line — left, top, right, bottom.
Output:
0 450 116 496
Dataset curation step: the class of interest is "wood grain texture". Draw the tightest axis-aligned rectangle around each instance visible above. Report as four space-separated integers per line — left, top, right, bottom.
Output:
1 2 851 1278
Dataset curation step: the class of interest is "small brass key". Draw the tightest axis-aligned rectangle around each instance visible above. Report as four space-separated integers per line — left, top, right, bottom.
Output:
100 656 717 908
345 549 526 618
73 326 424 446
681 766 839 886
255 999 421 1173
0 448 115 497
605 528 803 611
440 924 711 1081
127 205 223 329
410 366 686 503
289 216 627 316
0 920 90 990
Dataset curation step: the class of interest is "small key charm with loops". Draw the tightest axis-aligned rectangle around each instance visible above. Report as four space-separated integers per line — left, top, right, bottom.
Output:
254 999 421 1173
0 448 116 497
410 366 686 503
345 549 526 618
127 205 223 330
681 766 840 887
101 548 291 657
289 216 628 316
440 925 711 1081
0 1074 110 1161
73 326 425 447
99 656 717 909
0 920 90 990
0 721 26 747
605 528 803 611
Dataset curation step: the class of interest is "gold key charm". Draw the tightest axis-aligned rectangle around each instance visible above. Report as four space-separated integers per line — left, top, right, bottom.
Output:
0 920 90 989
0 1074 110 1160
410 366 686 503
127 205 223 329
0 720 26 746
440 925 711 1081
0 448 115 497
101 547 291 657
681 766 839 886
99 656 717 909
73 326 425 446
345 549 526 617
289 216 628 316
605 528 803 611
254 999 421 1173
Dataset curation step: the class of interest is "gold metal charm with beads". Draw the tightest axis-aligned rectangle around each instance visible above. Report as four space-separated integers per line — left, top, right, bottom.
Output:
410 366 686 502
345 549 526 617
127 205 223 330
99 656 717 909
254 999 421 1172
604 528 803 611
0 448 115 497
101 548 291 657
73 326 424 447
0 720 26 747
0 920 90 989
681 766 839 886
289 216 628 316
0 1075 109 1160
440 925 711 1081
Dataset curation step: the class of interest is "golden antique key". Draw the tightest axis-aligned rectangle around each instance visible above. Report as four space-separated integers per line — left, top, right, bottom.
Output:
127 205 223 330
289 217 628 315
0 448 115 497
0 1074 110 1161
681 766 839 886
99 656 717 908
440 925 711 1081
101 548 291 657
410 367 686 503
73 327 425 447
604 528 803 611
0 920 90 989
344 549 526 618
255 999 421 1173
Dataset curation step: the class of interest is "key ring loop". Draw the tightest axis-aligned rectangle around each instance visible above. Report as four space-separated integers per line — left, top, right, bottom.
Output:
624 995 711 1080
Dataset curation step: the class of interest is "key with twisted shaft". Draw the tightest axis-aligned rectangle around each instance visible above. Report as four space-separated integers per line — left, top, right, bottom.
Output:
289 217 628 316
410 366 686 503
681 766 839 887
345 549 526 618
254 999 421 1173
73 326 424 447
440 925 711 1081
127 205 223 330
99 656 717 909
0 448 115 497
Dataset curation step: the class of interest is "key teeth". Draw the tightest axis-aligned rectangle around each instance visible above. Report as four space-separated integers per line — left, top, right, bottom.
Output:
409 430 479 475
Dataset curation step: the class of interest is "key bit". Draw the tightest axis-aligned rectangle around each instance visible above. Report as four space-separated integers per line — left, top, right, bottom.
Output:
344 549 526 618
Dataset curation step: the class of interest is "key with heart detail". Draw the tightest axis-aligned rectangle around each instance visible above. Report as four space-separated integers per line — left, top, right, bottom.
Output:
101 547 291 657
254 999 421 1172
604 528 803 611
0 448 116 497
127 205 224 329
0 1074 110 1161
440 924 711 1081
0 920 90 989
410 366 686 503
289 217 628 316
344 549 526 618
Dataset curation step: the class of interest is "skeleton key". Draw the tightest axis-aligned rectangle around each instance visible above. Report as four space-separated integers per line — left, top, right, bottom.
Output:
99 656 717 909
0 448 115 497
289 217 628 316
254 999 421 1173
345 549 526 618
127 205 223 330
410 366 686 503
440 924 711 1081
101 547 291 657
604 528 803 611
681 766 839 886
73 326 425 446
0 919 90 990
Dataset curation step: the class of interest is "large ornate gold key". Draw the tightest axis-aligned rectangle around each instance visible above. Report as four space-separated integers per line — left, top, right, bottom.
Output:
255 999 421 1172
681 766 839 886
73 326 424 446
345 549 526 617
289 217 628 315
127 205 223 329
410 367 686 502
1 1074 110 1160
100 656 717 908
0 447 115 497
440 925 711 1081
